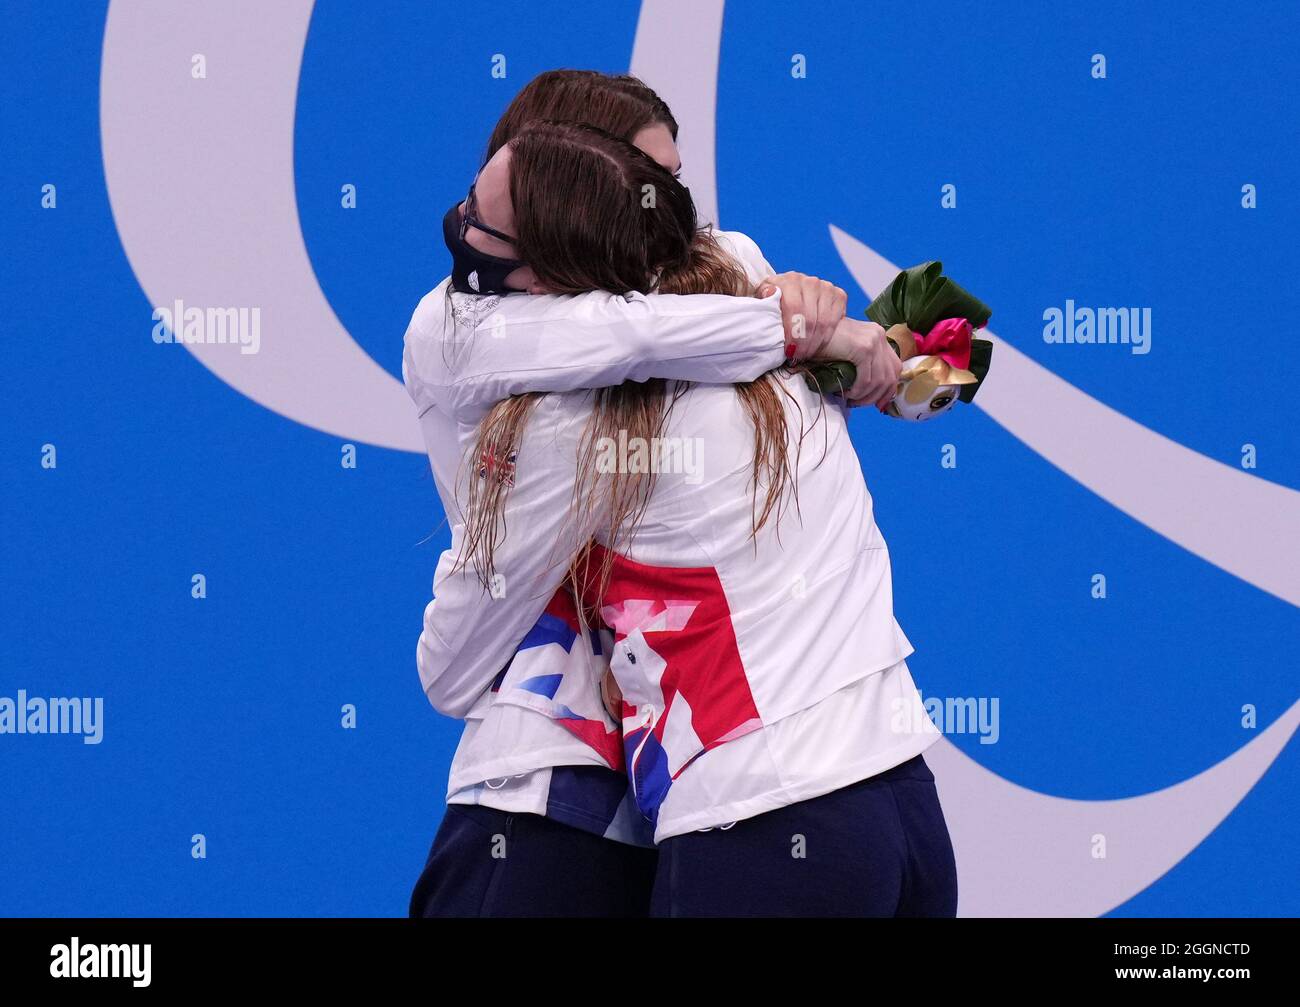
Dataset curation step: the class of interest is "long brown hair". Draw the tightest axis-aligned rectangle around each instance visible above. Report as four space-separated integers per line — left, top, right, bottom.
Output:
457 122 801 600
505 120 697 294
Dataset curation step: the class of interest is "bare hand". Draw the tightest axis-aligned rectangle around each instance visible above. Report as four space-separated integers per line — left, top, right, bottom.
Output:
758 272 848 360
820 317 903 408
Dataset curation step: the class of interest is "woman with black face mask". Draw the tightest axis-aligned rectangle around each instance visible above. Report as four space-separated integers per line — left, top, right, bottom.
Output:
412 119 955 919
403 71 901 918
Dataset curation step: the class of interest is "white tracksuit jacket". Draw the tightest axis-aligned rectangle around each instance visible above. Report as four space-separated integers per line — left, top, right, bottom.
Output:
403 232 939 843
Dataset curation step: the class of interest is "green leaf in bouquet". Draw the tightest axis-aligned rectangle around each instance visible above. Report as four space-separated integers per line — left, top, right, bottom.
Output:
865 260 992 334
960 338 993 403
801 360 857 397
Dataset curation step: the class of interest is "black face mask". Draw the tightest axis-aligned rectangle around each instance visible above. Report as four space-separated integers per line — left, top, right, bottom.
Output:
442 184 527 295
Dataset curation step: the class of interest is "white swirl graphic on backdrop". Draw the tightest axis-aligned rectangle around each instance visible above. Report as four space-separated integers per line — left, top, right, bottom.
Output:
101 0 1298 915
101 0 420 451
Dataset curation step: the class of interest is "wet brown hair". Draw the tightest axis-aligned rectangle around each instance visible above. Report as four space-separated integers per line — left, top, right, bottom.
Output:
505 119 695 295
458 121 799 600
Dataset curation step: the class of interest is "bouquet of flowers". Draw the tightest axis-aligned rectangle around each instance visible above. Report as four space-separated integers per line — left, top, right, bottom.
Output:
804 261 993 421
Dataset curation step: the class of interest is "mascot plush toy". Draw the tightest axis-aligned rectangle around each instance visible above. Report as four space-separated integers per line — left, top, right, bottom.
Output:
804 261 993 421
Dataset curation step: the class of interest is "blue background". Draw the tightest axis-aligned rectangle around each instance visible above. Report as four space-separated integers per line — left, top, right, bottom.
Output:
1 0 1296 916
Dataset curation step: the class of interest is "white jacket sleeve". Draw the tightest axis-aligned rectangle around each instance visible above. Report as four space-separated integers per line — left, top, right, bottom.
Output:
415 393 603 719
401 231 786 426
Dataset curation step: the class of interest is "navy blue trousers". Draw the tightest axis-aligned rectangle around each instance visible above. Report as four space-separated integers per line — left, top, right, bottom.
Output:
650 753 958 917
409 754 956 917
408 802 658 918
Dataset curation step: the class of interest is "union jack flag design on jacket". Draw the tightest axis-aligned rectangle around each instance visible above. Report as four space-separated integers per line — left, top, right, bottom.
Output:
488 586 625 773
582 547 762 828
